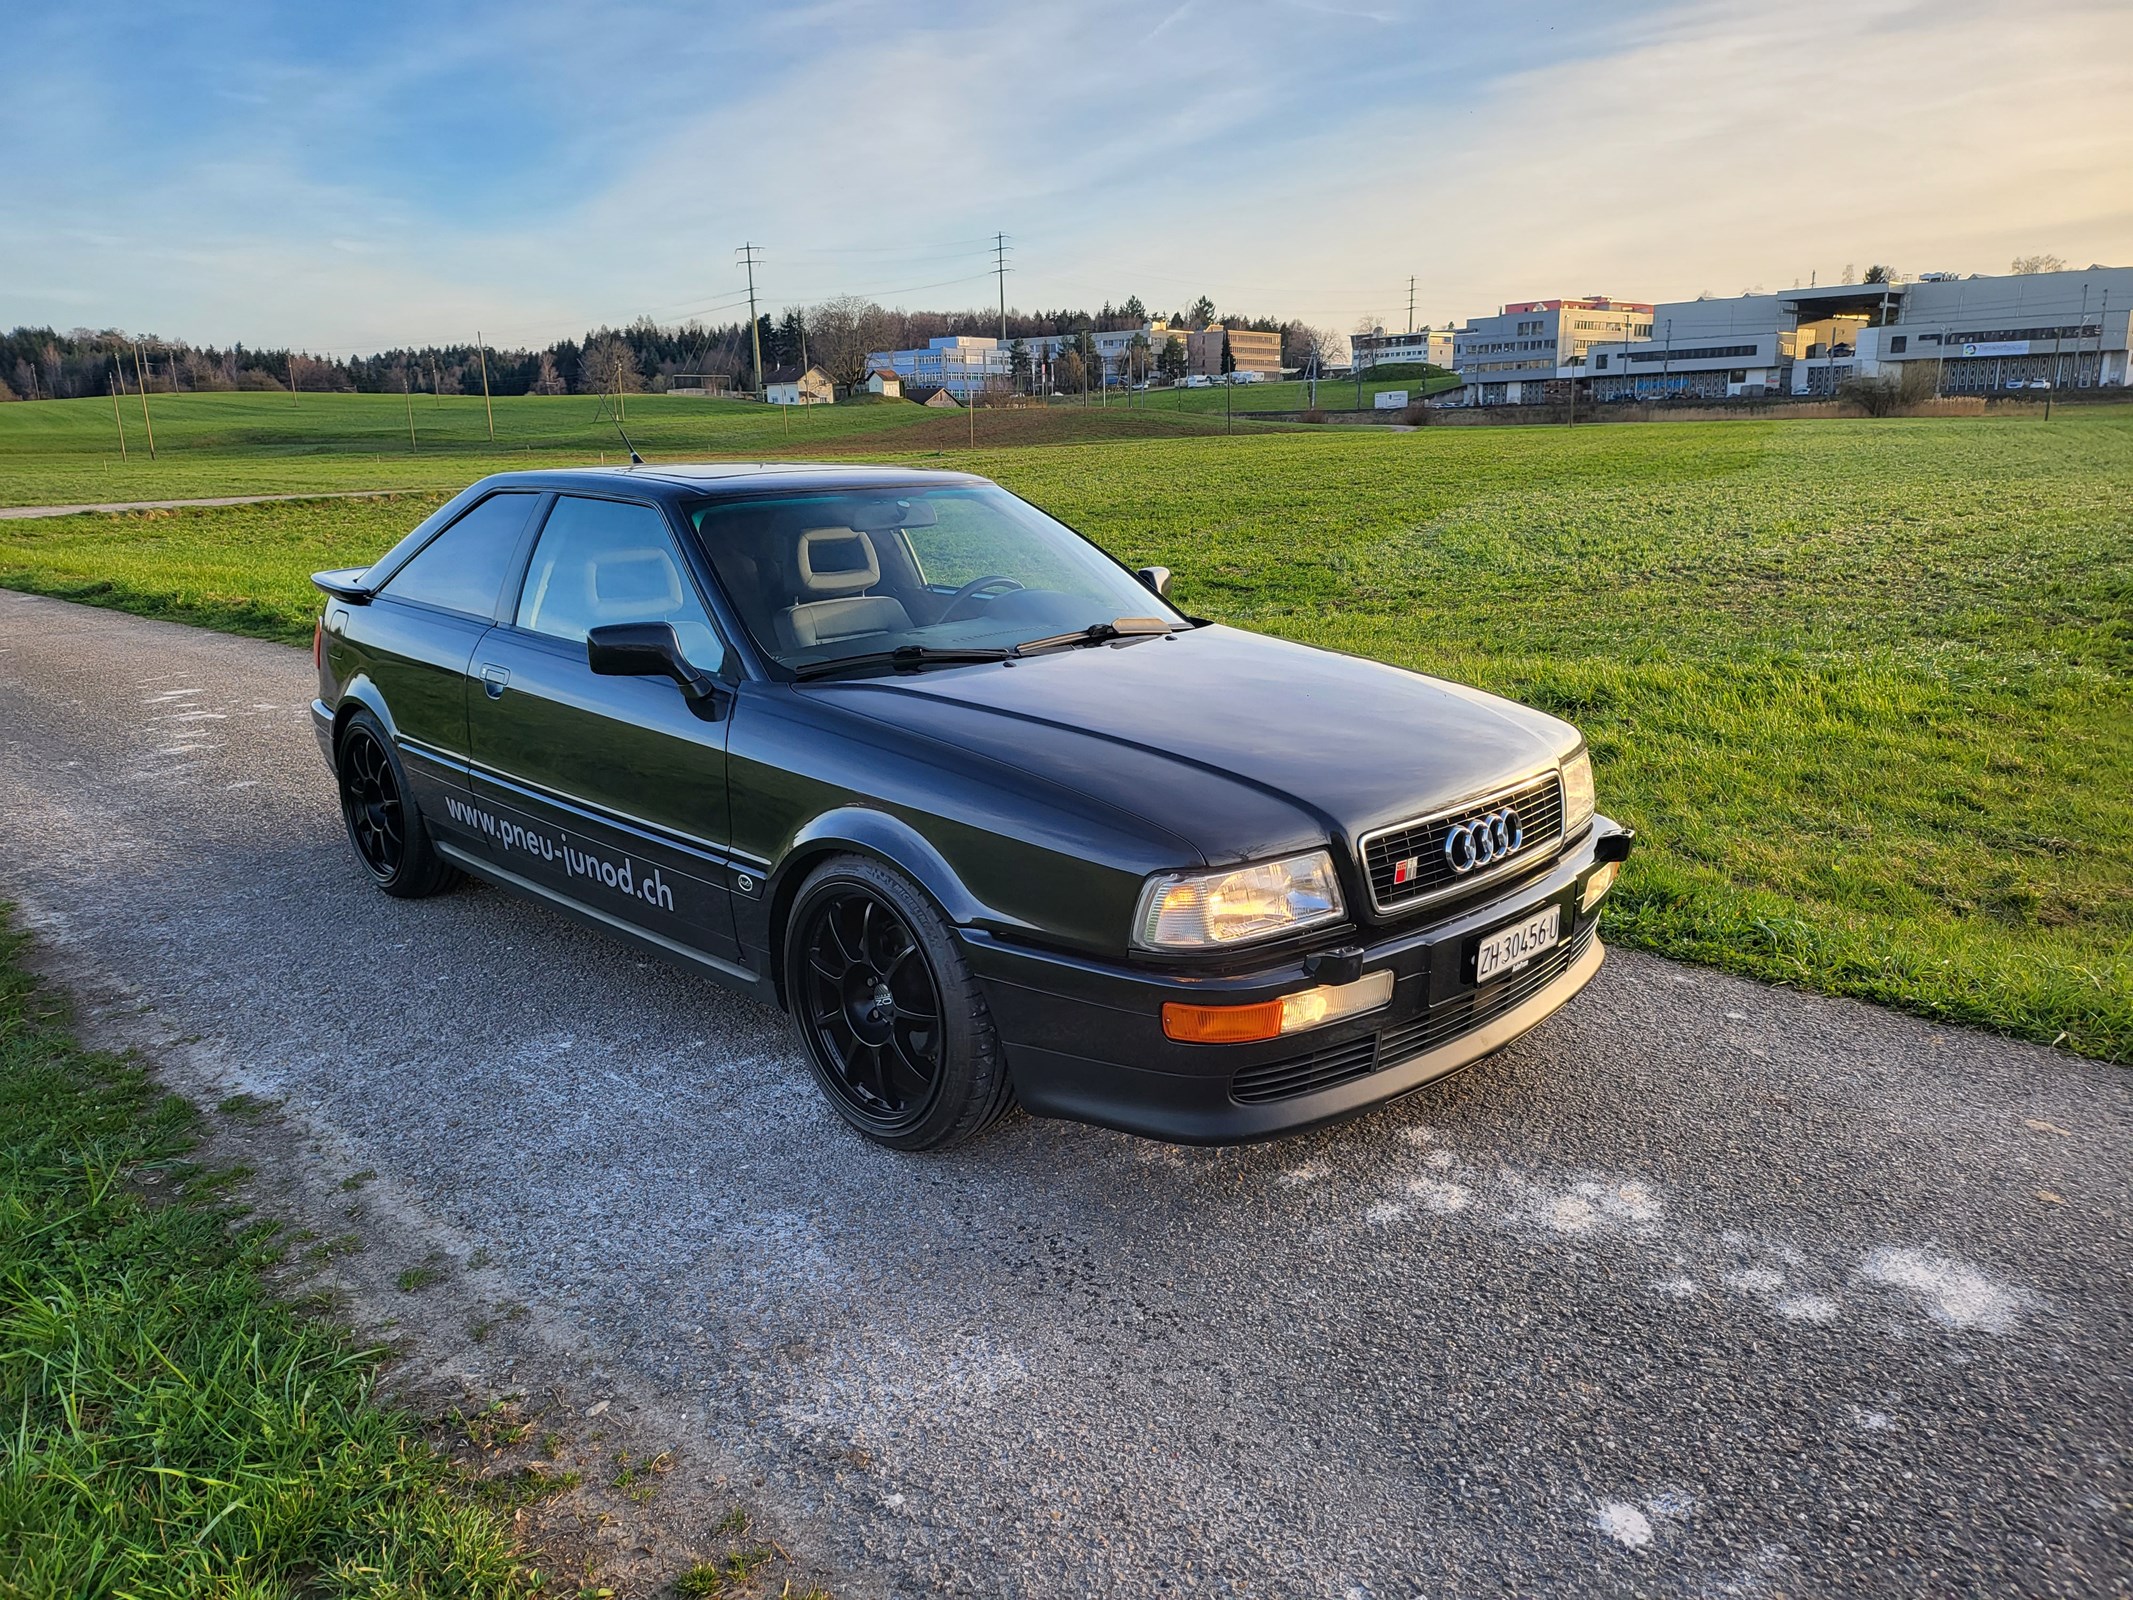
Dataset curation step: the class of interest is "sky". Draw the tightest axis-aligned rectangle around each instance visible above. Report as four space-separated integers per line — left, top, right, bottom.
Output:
5 0 2130 354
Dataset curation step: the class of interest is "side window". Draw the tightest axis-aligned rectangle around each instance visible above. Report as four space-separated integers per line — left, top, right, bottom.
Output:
516 496 725 672
381 493 537 616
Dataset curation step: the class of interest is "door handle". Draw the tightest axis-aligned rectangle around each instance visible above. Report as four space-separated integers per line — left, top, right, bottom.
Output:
480 664 510 699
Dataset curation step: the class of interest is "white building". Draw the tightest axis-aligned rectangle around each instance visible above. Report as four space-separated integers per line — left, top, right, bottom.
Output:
1352 327 1454 369
763 364 834 405
1452 296 1654 405
863 336 1010 399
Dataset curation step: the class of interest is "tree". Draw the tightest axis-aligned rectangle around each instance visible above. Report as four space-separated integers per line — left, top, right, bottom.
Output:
1219 330 1235 376
530 351 566 396
806 295 893 390
1188 295 1216 330
1008 337 1031 392
1122 295 1146 323
1863 264 1892 284
1157 334 1187 383
1841 262 1857 284
579 335 642 395
2011 253 2066 275
1053 349 1086 394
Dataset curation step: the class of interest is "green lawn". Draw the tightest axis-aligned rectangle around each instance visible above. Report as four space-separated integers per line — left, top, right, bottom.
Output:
0 389 1258 507
0 912 538 1597
1 401 2127 1063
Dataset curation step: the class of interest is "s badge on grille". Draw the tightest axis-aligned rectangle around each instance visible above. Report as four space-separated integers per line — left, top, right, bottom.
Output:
1392 855 1420 885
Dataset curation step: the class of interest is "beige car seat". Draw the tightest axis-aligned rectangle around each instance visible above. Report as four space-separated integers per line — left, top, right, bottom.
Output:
778 527 913 649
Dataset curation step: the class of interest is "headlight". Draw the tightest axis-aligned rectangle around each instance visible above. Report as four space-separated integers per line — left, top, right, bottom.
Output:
1561 749 1595 837
1134 850 1345 950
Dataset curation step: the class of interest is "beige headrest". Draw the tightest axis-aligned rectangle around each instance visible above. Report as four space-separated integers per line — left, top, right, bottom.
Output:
796 527 880 595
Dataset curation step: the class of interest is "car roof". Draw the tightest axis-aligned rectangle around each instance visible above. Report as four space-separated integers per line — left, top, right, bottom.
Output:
465 462 988 501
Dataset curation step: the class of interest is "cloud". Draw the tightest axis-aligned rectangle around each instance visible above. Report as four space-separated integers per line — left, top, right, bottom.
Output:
2 0 2127 348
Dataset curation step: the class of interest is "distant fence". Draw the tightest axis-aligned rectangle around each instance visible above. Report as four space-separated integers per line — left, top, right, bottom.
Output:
1262 395 1996 427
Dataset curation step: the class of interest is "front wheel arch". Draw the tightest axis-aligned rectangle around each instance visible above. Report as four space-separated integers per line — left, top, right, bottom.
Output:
763 809 1022 1012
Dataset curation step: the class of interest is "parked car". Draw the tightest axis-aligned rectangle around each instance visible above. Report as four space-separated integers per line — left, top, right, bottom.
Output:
311 466 1630 1148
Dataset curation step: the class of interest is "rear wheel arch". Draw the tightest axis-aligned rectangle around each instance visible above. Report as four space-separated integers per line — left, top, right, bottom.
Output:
329 677 397 755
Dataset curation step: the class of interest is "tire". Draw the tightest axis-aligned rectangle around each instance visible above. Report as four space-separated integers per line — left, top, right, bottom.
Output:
784 854 1015 1150
334 709 460 899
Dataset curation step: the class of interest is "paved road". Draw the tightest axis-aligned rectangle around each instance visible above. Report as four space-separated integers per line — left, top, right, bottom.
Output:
0 490 401 519
2 588 2127 1599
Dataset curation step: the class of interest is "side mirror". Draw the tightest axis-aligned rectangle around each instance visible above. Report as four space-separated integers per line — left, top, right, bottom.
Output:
586 622 727 718
1136 565 1173 599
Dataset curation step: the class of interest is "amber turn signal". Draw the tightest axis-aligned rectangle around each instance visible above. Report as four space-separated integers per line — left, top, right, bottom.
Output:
1162 997 1288 1044
1161 970 1396 1044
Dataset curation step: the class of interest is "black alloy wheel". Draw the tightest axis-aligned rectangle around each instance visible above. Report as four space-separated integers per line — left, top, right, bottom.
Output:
334 709 458 898
798 885 945 1131
339 724 405 880
786 856 1015 1149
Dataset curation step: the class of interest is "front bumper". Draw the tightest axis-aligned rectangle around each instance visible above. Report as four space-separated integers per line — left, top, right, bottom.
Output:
962 819 1629 1143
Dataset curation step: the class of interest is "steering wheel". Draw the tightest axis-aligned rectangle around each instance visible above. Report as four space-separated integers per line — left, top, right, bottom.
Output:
936 574 1024 623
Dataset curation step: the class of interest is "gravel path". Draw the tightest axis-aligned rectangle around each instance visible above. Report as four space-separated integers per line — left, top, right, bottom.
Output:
2 588 2127 1599
0 490 405 519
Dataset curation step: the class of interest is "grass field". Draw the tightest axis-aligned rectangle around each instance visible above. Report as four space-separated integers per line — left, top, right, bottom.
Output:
0 912 536 1597
0 389 1273 507
1 395 2127 1063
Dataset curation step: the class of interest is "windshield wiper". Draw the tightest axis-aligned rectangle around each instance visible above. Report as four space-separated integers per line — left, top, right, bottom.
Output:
1010 617 1178 658
791 645 1013 681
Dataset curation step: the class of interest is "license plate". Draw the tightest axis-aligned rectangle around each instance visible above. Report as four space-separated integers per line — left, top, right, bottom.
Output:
1474 904 1561 984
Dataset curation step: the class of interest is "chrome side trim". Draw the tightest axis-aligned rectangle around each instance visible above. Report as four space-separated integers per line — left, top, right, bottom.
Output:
1357 767 1566 917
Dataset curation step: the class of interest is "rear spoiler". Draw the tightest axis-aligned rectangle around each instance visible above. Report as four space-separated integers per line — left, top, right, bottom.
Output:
311 568 375 603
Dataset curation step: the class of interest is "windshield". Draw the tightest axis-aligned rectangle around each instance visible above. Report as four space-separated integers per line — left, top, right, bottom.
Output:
684 484 1184 672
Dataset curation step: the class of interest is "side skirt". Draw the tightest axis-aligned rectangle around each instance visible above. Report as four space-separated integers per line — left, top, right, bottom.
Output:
435 840 772 1003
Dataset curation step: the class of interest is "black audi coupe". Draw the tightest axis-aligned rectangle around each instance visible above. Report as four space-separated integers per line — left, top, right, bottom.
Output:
311 464 1631 1148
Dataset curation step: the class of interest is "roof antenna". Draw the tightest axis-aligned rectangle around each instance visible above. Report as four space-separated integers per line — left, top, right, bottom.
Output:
590 388 643 465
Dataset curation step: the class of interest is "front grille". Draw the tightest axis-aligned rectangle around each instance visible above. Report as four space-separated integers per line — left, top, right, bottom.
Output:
1361 771 1565 914
1229 917 1597 1105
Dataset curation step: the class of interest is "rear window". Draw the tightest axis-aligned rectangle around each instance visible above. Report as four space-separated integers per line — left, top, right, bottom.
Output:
381 493 537 617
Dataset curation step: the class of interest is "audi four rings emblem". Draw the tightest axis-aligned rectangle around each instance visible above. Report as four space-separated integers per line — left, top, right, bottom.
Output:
1444 806 1523 875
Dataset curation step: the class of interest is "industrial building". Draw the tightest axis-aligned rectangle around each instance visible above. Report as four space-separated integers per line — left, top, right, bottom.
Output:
1451 296 1653 406
1563 265 2131 404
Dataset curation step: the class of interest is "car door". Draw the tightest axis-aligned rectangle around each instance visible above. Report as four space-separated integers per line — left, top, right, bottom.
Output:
356 490 544 856
466 492 744 967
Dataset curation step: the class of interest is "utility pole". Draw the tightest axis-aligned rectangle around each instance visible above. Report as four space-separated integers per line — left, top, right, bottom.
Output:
737 243 765 399
993 232 1011 344
1407 276 1416 335
404 371 418 450
130 345 157 458
109 370 128 460
476 332 495 441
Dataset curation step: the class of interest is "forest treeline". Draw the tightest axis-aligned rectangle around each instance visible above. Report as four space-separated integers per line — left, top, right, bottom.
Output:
1 293 1321 401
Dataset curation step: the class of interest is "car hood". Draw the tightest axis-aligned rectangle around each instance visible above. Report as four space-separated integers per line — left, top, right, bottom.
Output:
809 625 1578 868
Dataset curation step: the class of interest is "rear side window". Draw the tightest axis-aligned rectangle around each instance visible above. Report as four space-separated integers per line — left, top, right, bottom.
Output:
381 493 537 616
